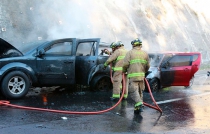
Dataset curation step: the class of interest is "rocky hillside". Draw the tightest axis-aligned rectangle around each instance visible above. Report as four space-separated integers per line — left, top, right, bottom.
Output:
0 0 210 63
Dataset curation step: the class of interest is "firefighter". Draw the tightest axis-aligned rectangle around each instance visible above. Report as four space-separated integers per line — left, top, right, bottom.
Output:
104 41 127 100
122 38 150 114
104 42 117 71
104 42 116 55
116 41 128 99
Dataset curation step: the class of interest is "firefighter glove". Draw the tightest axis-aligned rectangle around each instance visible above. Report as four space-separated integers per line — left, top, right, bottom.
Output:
103 63 108 70
104 49 110 55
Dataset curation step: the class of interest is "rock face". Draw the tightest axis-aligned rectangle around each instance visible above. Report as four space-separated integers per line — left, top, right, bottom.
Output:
0 0 209 62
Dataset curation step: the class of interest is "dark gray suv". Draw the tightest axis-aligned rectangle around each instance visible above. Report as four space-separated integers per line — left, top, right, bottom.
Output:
0 38 111 99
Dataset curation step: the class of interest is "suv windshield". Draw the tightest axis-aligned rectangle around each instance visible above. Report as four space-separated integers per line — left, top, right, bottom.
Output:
21 40 48 54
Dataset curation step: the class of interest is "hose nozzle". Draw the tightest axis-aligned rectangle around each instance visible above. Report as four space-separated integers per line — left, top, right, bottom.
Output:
207 71 210 77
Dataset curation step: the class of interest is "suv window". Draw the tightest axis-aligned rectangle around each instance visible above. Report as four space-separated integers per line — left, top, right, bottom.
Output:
45 42 72 55
168 55 191 67
76 42 97 56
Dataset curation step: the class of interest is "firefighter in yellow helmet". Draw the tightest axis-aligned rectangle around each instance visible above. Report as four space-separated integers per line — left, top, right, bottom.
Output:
104 42 117 55
104 41 128 100
116 41 128 99
122 38 150 114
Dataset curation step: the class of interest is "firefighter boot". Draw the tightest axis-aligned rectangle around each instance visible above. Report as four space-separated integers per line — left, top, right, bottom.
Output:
110 94 120 101
110 97 119 101
140 105 144 112
134 106 140 114
134 105 144 114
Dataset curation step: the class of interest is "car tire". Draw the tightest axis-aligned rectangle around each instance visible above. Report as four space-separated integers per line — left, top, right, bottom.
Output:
90 76 112 92
146 78 159 92
1 71 30 99
184 77 194 88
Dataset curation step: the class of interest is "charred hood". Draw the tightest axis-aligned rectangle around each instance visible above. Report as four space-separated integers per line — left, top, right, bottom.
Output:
0 38 23 58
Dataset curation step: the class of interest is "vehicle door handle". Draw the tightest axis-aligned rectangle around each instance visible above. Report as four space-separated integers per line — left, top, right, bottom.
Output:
64 60 73 63
184 68 189 71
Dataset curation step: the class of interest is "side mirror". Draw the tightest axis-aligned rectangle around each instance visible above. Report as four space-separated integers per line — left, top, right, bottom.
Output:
38 49 45 57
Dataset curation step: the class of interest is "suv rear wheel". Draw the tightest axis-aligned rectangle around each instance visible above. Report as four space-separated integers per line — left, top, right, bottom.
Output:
1 71 30 99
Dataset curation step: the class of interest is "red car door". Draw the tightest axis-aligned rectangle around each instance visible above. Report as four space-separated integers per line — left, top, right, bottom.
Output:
160 54 192 86
191 53 201 76
167 54 192 86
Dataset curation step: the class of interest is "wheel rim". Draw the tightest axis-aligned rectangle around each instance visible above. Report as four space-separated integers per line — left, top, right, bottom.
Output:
95 78 111 91
8 76 26 95
152 81 158 91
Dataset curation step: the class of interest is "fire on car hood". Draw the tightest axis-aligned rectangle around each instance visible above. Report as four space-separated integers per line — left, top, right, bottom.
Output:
0 38 23 58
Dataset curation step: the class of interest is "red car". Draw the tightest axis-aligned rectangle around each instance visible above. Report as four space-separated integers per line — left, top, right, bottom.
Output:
146 51 201 91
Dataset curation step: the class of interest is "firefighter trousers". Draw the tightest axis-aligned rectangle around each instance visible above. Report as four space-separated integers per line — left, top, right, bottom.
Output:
128 80 145 106
112 71 128 98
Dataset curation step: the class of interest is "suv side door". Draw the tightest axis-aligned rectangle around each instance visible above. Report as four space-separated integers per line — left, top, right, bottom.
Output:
75 38 100 85
36 39 76 85
160 54 192 86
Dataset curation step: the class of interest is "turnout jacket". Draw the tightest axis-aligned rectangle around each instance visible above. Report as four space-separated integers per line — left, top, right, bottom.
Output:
104 46 127 72
123 46 150 81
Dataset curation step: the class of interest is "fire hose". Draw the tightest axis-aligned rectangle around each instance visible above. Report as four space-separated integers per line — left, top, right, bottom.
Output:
106 48 162 113
109 63 114 83
143 77 162 113
2 48 209 115
0 73 161 114
122 74 162 113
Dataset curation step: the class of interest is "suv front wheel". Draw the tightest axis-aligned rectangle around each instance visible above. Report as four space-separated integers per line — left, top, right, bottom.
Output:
1 71 30 99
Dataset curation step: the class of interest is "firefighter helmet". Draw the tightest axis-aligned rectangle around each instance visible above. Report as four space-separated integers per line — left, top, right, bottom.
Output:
110 42 116 48
119 41 124 46
116 41 123 47
131 38 142 46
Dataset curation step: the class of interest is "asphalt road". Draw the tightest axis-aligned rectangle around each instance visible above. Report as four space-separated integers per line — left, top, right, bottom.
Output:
0 70 210 134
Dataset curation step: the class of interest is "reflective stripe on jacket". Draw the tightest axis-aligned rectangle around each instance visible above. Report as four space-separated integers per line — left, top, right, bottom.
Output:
123 46 150 81
104 46 127 72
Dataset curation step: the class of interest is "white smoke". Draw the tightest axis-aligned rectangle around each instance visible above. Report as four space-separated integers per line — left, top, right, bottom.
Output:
27 0 142 50
1 0 210 59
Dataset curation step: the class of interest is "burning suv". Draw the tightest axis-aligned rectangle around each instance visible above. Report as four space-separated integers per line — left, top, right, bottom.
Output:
0 38 111 99
146 51 201 92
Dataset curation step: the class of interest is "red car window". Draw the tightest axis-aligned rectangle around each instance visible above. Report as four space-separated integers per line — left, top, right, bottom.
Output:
168 55 191 67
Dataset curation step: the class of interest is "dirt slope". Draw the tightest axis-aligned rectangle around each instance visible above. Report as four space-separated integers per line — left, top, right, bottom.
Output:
0 0 209 62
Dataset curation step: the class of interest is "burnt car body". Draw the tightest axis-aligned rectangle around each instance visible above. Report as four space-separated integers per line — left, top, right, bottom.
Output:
0 38 111 99
146 51 201 91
